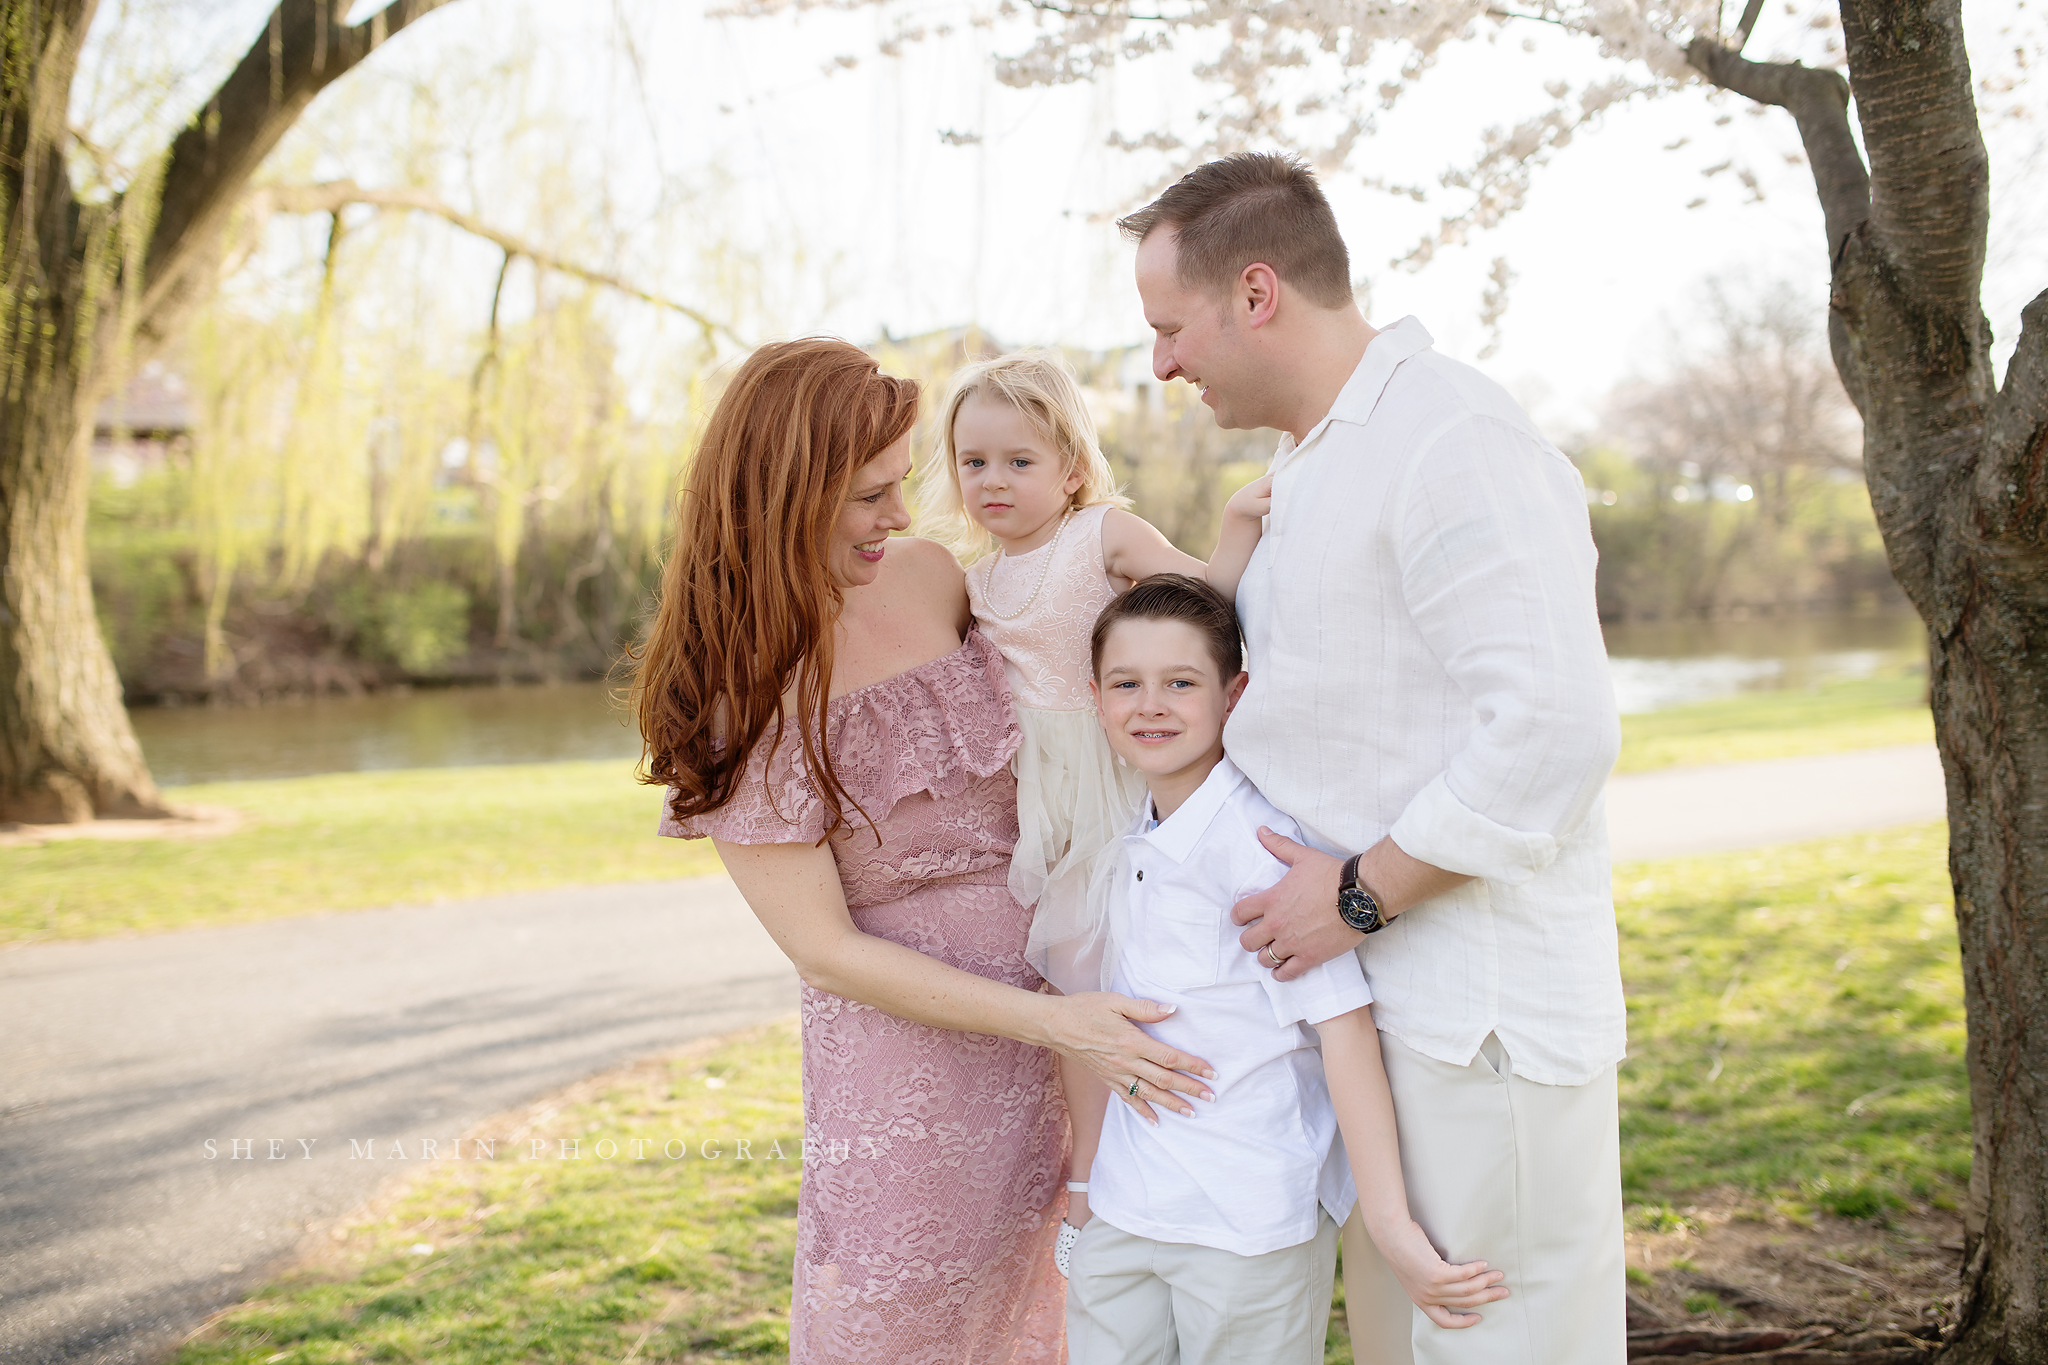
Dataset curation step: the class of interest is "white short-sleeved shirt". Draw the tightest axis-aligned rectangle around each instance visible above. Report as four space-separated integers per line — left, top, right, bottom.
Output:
1089 758 1373 1259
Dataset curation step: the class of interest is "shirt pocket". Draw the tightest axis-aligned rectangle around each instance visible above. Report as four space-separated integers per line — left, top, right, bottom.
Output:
1133 894 1225 991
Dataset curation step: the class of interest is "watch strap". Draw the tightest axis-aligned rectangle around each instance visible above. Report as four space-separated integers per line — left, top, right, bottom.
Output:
1340 852 1363 892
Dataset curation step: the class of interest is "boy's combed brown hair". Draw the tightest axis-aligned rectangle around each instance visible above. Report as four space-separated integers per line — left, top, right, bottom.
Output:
1090 573 1244 682
1116 152 1353 310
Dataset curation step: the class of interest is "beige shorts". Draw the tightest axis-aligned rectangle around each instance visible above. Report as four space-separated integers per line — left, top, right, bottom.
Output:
1066 1210 1339 1365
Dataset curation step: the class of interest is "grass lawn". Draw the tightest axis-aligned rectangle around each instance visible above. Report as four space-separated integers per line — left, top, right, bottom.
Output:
5 671 1936 946
1615 823 1964 1217
175 1026 805 1365
1615 671 1931 773
0 761 723 944
174 823 1964 1365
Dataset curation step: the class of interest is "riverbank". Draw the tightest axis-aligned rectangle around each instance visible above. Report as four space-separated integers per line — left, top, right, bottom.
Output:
1615 672 1929 773
169 823 1963 1364
1 674 1936 946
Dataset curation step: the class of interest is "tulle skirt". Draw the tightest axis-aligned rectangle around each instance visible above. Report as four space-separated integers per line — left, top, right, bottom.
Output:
1013 706 1148 996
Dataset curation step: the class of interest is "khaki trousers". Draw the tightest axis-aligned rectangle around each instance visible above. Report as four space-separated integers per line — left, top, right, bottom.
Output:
1067 1211 1338 1365
1342 1031 1625 1365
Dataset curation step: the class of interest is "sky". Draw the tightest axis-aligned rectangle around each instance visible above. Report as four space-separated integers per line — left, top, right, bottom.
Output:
74 0 2048 437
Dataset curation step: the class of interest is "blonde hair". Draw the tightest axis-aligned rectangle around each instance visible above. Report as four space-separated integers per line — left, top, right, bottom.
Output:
915 350 1129 560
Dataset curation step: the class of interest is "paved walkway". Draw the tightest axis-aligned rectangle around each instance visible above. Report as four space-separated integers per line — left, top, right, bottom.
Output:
0 743 1947 1364
1606 743 1945 861
0 880 796 1365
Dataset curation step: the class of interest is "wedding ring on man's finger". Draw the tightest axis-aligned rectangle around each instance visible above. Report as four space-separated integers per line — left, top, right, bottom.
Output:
1262 944 1285 968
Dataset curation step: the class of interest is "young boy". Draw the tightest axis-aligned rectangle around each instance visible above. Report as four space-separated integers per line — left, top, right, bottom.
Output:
1060 574 1509 1363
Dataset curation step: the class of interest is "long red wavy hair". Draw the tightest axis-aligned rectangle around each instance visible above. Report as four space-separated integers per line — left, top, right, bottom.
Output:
634 338 921 837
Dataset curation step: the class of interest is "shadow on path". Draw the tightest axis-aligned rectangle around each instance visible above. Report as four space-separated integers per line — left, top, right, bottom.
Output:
0 878 797 1365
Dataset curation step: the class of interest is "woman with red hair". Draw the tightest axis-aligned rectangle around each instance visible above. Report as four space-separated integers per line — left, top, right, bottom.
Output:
635 338 1213 1362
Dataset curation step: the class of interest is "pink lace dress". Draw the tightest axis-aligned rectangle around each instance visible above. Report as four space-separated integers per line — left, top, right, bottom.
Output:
661 630 1069 1364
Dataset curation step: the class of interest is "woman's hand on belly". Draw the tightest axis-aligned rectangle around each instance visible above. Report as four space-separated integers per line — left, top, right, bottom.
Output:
717 837 1216 1112
1045 991 1218 1123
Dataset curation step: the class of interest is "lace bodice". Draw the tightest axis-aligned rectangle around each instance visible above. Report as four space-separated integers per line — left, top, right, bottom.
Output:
966 501 1121 711
661 631 1023 910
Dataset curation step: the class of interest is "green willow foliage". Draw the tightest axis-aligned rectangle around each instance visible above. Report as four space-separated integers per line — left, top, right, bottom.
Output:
94 226 708 699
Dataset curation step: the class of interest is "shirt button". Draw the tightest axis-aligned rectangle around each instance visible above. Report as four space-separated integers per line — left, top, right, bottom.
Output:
1136 871 1143 881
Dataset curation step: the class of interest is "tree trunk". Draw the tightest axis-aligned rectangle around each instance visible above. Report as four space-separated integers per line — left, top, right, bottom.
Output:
0 375 168 824
1836 5 2048 1356
1936 476 2048 1364
1 0 460 822
1 2 171 822
1695 1 2048 1355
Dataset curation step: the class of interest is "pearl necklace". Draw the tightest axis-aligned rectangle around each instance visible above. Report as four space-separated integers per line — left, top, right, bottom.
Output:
978 509 1074 621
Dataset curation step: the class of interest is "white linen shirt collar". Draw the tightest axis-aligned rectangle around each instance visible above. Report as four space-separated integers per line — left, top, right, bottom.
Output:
1272 315 1437 475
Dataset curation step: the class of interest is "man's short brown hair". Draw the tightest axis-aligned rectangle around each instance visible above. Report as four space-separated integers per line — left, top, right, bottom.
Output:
1117 153 1353 310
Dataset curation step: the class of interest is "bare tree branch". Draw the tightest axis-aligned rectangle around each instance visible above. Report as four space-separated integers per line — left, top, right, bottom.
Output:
250 180 749 348
1484 8 1585 33
1021 0 1171 22
141 0 465 329
1731 0 1767 51
1684 39 1868 254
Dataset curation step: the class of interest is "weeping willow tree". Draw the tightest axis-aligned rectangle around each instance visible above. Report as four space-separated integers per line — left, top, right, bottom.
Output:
155 229 707 697
0 0 467 824
4 0 731 822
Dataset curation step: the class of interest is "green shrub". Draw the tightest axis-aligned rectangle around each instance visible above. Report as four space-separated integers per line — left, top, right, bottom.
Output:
364 581 473 673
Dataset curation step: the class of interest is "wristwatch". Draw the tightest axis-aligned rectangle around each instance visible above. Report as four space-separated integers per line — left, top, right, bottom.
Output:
1336 853 1389 934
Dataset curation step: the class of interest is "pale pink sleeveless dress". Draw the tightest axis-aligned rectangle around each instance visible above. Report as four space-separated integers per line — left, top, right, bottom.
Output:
966 502 1148 994
660 631 1068 1364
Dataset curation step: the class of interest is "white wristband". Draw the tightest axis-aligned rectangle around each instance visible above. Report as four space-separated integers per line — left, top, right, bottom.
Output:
1066 1181 1089 1193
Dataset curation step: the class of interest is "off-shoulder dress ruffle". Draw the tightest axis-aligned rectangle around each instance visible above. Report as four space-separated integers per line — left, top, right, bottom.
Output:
662 629 1021 859
661 630 1067 1365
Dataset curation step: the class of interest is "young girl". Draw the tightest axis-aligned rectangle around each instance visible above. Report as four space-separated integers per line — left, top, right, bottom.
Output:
917 351 1266 999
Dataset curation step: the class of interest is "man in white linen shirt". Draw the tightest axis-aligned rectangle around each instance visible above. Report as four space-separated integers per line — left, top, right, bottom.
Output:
1118 153 1626 1365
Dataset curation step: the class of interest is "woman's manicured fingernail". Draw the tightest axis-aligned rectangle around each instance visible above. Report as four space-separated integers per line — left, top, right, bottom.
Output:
1201 1091 1215 1102
1158 1004 1176 1014
1201 1068 1216 1079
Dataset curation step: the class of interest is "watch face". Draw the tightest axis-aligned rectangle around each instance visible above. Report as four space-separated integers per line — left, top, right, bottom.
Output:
1338 886 1381 933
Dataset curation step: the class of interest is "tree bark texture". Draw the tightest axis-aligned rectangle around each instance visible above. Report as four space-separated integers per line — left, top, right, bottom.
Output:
1 0 166 821
0 0 457 822
1696 3 2047 1358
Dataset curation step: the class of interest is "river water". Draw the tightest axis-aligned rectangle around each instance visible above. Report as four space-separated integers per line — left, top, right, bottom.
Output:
130 613 1927 787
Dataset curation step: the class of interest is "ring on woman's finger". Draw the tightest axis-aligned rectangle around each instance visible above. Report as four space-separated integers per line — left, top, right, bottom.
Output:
1128 1078 1140 1097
